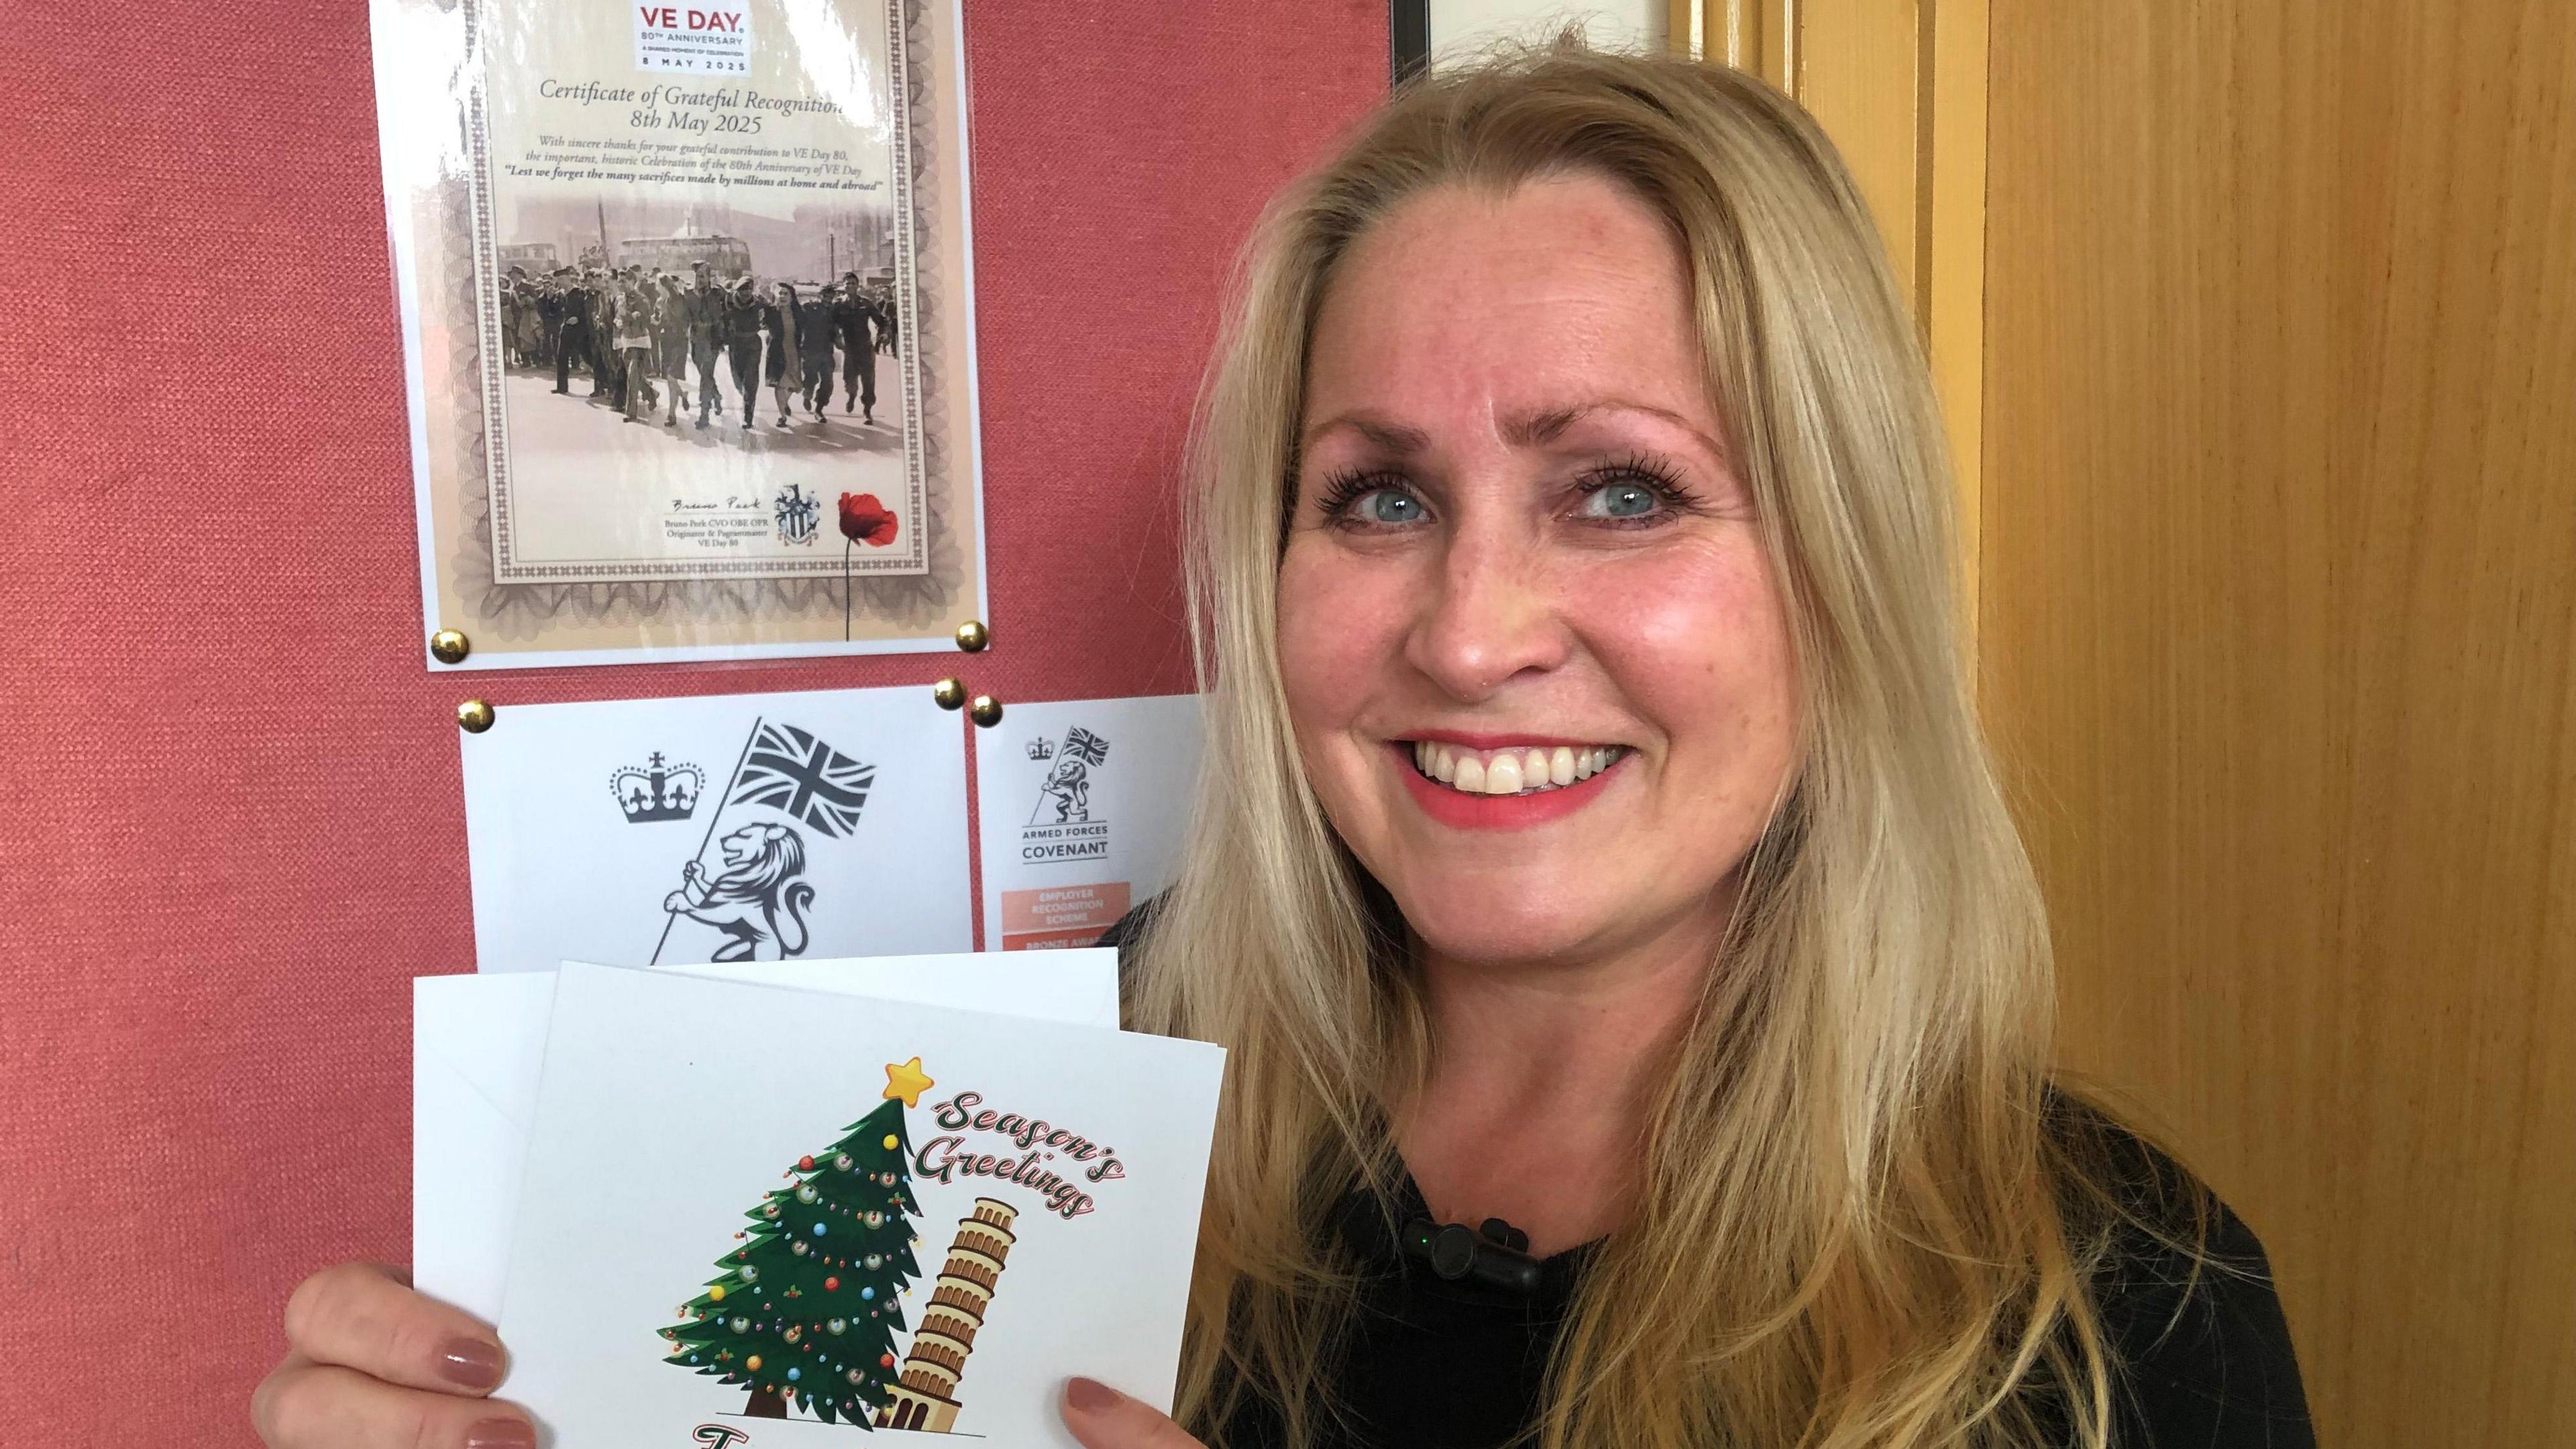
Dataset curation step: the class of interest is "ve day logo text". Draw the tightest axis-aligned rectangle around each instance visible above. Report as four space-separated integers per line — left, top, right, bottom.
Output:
633 1 753 74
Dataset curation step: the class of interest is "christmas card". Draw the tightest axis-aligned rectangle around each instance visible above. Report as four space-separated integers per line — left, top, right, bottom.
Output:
415 950 1122 1324
462 686 973 973
974 695 1204 951
498 962 1224 1446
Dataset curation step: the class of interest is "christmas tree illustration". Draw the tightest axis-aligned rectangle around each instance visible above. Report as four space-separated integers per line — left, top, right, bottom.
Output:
661 1057 936 1424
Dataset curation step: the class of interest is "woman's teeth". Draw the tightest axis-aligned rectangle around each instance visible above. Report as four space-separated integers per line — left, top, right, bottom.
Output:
1409 741 1624 796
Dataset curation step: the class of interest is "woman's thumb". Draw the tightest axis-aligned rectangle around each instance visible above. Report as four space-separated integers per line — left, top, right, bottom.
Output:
1059 1377 1204 1449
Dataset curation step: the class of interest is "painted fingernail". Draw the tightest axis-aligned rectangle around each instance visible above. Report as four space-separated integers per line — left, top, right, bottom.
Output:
1064 1376 1120 1412
464 1419 536 1449
439 1336 508 1391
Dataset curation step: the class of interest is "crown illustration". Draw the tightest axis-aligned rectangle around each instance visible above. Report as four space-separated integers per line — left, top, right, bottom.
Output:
612 752 706 823
1025 737 1054 761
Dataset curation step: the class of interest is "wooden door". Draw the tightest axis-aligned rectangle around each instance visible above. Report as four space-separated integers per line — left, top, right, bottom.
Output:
1978 3 2576 1444
1669 0 1994 608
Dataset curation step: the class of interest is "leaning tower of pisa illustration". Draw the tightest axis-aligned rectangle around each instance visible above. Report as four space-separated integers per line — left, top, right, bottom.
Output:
874 1197 1018 1432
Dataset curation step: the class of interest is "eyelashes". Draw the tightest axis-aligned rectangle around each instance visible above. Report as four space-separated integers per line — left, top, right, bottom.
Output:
1311 466 1397 519
1579 451 1699 512
1309 451 1708 528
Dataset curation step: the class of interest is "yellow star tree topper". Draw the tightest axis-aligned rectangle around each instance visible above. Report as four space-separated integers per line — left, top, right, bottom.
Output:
883 1056 934 1108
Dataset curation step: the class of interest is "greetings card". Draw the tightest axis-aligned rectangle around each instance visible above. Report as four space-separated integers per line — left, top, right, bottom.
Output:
414 950 1121 1323
500 963 1222 1446
975 695 1203 951
461 686 972 973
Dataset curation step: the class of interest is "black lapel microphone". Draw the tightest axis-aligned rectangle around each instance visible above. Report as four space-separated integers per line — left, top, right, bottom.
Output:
1396 1214 1543 1295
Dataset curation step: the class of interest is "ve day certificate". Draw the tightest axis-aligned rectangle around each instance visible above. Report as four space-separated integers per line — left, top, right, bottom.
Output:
372 0 985 667
501 963 1225 1445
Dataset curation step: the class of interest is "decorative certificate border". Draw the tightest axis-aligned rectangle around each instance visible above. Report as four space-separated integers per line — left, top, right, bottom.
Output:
374 0 985 667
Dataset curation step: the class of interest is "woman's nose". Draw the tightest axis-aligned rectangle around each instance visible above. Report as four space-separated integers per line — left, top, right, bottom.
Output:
1403 524 1570 702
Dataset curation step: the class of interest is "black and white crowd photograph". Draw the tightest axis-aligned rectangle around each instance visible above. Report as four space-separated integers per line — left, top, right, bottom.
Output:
500 198 902 433
480 197 914 566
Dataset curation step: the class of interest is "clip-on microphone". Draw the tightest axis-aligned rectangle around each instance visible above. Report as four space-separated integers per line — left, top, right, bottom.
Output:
1396 1214 1542 1295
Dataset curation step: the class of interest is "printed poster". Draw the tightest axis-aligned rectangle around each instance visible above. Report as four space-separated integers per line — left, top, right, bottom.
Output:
500 963 1224 1443
460 686 972 972
372 0 985 667
975 695 1204 951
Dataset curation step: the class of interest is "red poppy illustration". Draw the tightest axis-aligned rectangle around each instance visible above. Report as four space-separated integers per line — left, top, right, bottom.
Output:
837 494 900 639
838 493 900 547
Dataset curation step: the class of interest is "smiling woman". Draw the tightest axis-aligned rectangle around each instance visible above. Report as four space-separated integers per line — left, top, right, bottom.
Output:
1099 38 2310 1449
250 38 2310 1449
1278 172 1796 969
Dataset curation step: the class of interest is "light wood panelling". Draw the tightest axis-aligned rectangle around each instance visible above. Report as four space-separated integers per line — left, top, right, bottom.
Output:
1980 2 2576 1443
1794 0 1923 303
1668 0 1780 82
1671 0 1989 627
1923 0 1984 621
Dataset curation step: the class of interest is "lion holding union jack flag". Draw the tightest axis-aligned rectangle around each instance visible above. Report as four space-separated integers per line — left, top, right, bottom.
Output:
653 720 878 963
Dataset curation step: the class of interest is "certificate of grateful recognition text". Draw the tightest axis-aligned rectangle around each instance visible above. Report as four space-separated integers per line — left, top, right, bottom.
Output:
372 0 984 667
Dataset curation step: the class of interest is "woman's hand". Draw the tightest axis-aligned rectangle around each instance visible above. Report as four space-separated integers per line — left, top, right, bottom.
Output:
252 1263 533 1448
1060 1377 1207 1449
253 1271 1180 1449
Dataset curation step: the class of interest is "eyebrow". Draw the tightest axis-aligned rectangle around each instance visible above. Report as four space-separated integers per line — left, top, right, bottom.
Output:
1302 400 1728 462
1305 414 1432 453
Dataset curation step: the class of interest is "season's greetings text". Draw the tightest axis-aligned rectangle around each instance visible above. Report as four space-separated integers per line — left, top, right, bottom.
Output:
916 1091 1126 1220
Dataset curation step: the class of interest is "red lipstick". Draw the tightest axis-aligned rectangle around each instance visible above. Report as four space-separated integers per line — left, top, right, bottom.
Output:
1389 741 1623 830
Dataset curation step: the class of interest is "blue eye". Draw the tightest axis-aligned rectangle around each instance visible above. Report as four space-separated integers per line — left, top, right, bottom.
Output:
1581 482 1662 519
1352 489 1426 525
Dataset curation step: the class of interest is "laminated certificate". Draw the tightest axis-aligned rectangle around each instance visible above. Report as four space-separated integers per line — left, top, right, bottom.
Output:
372 0 984 667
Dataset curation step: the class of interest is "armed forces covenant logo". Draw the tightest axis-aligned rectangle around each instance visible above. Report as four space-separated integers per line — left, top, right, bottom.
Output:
1018 726 1111 863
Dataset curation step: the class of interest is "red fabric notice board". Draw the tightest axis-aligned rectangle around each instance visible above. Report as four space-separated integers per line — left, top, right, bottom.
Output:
0 5 1384 1442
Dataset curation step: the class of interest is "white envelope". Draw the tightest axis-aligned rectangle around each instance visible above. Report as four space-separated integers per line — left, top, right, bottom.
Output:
415 950 1121 1324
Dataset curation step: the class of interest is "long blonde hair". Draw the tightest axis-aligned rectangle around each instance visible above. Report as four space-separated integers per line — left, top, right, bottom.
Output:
1128 43 2145 1449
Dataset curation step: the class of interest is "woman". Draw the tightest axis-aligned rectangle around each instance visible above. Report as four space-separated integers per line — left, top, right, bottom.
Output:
763 280 803 427
252 46 2310 1449
612 277 658 425
722 272 765 430
652 272 692 427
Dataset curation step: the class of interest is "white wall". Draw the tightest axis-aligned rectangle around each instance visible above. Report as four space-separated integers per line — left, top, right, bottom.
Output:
1426 0 1664 64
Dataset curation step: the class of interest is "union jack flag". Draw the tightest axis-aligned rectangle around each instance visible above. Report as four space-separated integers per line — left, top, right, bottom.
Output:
730 722 875 838
1061 727 1110 767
